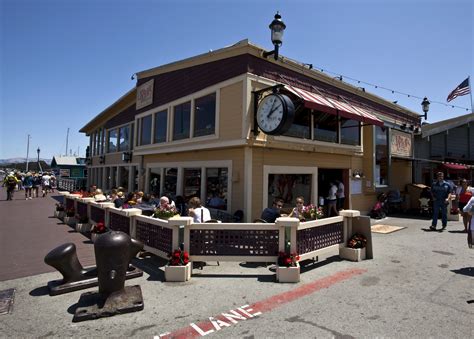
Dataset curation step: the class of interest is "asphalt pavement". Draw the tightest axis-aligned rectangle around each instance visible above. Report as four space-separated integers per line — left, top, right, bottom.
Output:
0 186 473 338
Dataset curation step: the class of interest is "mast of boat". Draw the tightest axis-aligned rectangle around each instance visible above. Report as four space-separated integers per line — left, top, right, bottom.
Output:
65 128 69 156
26 134 31 172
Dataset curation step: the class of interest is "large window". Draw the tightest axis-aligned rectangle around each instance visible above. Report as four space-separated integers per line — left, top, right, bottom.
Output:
268 174 312 208
313 112 338 143
283 111 310 139
163 168 177 198
341 118 360 145
375 126 388 186
154 110 167 143
206 168 228 210
107 129 117 153
173 102 191 141
183 168 201 202
119 166 129 190
140 115 152 145
118 125 130 151
149 168 161 196
194 93 216 137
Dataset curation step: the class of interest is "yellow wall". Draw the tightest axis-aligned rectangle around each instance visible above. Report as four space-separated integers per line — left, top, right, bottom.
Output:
220 81 243 140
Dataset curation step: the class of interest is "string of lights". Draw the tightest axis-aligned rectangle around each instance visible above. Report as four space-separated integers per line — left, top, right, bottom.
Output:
312 66 470 112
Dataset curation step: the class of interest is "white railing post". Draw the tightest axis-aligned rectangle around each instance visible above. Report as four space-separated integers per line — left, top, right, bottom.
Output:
275 217 300 253
339 210 361 244
169 217 193 252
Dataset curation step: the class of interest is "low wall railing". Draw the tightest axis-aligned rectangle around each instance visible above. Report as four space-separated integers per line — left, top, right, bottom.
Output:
54 198 366 280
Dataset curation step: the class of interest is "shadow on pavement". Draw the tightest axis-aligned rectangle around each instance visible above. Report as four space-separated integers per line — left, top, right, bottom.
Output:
29 285 50 297
131 255 166 282
451 267 474 277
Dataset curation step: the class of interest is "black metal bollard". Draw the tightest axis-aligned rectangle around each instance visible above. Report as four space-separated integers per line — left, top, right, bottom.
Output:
44 243 86 284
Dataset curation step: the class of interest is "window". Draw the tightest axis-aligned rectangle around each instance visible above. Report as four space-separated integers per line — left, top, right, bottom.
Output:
206 168 228 210
154 110 167 143
92 132 97 156
283 111 311 139
268 174 312 208
107 129 117 153
149 168 161 196
340 118 360 145
119 166 129 190
140 115 152 145
194 93 216 137
173 102 191 141
163 168 177 198
118 125 130 151
375 126 388 186
313 112 338 143
98 128 104 155
183 168 201 202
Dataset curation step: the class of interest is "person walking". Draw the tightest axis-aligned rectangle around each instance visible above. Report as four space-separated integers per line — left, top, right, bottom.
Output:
3 172 19 201
23 172 34 200
32 173 41 198
456 179 473 232
430 172 451 231
326 181 338 217
336 180 345 210
462 195 474 248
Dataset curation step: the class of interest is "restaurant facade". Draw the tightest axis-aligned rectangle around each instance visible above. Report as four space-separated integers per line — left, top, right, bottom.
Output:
80 40 421 221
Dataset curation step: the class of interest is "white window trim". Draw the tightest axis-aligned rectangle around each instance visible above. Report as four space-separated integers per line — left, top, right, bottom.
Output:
263 165 318 209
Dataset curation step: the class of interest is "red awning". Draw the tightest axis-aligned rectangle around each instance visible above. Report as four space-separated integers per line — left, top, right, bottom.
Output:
284 85 384 127
442 163 468 170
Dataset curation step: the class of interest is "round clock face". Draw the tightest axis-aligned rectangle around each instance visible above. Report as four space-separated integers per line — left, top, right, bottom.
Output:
256 93 295 135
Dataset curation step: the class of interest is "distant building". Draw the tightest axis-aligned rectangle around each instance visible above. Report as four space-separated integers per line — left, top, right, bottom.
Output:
51 156 87 190
414 112 474 185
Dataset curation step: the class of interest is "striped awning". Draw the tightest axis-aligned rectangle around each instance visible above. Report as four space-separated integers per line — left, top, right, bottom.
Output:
284 85 384 127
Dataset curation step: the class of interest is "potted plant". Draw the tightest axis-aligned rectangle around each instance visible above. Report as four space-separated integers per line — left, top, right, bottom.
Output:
75 214 90 233
302 204 324 220
340 233 367 261
54 203 66 220
64 208 76 226
153 205 179 220
276 251 300 283
164 249 191 282
90 221 107 242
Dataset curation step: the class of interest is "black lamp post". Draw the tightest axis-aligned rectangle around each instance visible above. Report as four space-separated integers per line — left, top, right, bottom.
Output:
421 97 430 120
37 147 40 164
263 12 286 60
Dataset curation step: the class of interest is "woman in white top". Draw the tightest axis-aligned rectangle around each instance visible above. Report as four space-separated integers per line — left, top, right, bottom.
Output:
188 197 211 223
462 195 474 248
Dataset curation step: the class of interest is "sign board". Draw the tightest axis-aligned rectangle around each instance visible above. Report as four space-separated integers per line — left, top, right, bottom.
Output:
71 168 83 178
136 79 154 110
391 130 412 158
59 169 70 177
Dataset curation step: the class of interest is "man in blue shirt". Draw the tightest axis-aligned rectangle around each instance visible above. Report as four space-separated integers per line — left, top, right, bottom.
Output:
430 172 451 230
261 198 285 223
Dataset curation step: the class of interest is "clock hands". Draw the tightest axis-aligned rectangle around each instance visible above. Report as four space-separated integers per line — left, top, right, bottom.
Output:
267 102 282 118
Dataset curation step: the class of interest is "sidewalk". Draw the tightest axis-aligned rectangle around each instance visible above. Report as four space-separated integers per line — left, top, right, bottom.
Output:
0 187 472 338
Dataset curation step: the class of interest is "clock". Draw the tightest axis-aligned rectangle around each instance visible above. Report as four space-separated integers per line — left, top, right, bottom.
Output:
256 93 295 135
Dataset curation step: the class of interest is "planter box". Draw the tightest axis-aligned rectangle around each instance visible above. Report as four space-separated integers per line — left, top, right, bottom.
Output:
340 247 366 262
64 216 76 227
90 232 103 243
165 262 192 282
76 223 91 233
276 263 300 283
54 211 66 220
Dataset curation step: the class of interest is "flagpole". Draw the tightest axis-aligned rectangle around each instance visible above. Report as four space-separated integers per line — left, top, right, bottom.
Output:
469 76 473 113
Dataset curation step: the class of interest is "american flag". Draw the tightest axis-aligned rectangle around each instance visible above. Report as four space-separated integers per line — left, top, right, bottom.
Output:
447 77 470 102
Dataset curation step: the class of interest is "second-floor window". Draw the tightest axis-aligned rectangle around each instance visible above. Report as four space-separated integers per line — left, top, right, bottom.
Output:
108 128 117 153
154 110 167 143
194 93 216 137
173 101 191 141
140 115 152 145
118 125 130 151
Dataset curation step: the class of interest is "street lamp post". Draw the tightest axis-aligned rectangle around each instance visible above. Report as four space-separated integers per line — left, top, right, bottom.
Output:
37 147 43 173
262 12 286 60
421 97 430 120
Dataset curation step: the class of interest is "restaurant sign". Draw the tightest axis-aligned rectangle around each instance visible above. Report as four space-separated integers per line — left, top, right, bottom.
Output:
136 79 154 110
391 130 412 158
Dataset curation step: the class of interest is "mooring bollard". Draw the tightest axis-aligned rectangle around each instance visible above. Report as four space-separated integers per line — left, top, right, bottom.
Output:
73 231 144 322
44 243 86 284
44 234 143 296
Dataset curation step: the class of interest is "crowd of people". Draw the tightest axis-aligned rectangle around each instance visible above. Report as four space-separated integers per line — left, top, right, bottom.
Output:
2 170 56 201
75 185 212 224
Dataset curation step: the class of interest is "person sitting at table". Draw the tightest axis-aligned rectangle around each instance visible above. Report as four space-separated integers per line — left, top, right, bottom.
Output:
289 196 305 221
261 197 285 223
188 197 211 223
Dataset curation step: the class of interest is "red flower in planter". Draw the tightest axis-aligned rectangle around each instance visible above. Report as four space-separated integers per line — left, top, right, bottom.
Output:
91 221 106 234
278 251 300 267
168 249 189 266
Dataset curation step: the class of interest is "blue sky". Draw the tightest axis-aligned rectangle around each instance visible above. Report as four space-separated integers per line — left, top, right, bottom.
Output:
1 0 472 160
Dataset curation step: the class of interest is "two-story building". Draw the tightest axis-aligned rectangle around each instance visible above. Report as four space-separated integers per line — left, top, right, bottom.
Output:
80 39 422 220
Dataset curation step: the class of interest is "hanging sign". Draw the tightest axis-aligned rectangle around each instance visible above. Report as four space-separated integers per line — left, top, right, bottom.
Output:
136 79 154 110
391 130 412 157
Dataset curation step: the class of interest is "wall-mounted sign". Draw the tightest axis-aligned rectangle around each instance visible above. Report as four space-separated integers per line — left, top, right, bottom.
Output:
136 79 154 110
59 169 70 177
391 130 412 158
71 167 83 178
